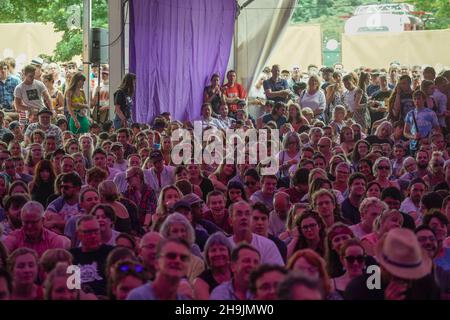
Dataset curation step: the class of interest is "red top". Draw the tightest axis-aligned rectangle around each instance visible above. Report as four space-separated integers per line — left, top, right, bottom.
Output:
222 83 247 113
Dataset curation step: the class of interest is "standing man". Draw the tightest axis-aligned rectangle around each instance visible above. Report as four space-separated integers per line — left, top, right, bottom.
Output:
404 90 440 155
14 65 52 122
222 70 247 117
0 60 19 116
263 65 291 104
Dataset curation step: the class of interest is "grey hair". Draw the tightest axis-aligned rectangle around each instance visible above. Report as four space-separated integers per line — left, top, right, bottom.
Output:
203 232 233 268
21 201 44 219
372 156 392 176
160 213 195 246
359 197 388 214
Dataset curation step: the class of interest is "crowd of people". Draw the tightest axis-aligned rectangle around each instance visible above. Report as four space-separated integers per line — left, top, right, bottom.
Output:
0 55 449 300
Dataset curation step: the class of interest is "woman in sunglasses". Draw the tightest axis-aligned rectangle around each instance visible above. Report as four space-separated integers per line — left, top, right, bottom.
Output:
109 259 148 300
332 239 366 298
372 157 400 190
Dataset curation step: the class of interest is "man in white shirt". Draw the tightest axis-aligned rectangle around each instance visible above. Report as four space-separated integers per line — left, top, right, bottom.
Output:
111 142 128 172
400 178 427 221
14 64 52 120
143 150 175 198
227 200 284 266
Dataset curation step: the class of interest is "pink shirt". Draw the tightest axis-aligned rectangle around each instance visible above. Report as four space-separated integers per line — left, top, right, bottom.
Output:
3 228 70 257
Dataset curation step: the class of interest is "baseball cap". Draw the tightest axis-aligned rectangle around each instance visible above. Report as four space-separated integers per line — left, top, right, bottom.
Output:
111 142 124 150
182 193 203 206
9 121 20 130
37 107 53 116
173 200 191 212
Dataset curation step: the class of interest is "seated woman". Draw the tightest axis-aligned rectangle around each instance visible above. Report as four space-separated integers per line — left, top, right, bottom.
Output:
372 157 400 190
209 162 237 194
331 239 367 299
287 210 327 259
160 213 205 283
193 232 232 300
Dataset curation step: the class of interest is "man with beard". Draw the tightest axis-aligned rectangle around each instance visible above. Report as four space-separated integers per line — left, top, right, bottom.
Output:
227 201 284 265
341 173 367 225
415 225 450 298
249 175 278 211
415 149 431 179
0 194 28 237
210 243 260 300
400 178 427 222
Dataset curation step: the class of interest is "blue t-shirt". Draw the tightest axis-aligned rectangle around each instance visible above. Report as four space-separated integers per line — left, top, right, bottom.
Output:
263 78 289 103
127 282 190 300
404 107 438 150
435 248 450 271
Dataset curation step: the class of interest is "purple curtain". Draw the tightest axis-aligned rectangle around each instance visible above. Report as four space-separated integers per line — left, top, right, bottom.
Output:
129 0 236 123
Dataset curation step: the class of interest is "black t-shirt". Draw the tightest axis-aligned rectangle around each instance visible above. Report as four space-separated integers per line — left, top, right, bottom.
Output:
341 198 361 225
269 234 288 263
70 244 114 296
113 89 133 120
371 89 392 101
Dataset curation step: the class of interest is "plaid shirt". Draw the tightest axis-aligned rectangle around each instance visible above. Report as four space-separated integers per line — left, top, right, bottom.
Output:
0 75 20 110
122 184 157 225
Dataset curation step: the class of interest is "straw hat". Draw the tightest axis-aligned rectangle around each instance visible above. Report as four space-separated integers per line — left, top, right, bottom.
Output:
376 228 432 280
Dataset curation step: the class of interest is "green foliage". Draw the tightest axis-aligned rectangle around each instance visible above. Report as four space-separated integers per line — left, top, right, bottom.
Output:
0 0 108 62
406 0 450 29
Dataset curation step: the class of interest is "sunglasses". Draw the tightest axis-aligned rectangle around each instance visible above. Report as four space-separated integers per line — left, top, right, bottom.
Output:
163 252 190 262
377 166 390 170
344 255 366 264
118 264 145 274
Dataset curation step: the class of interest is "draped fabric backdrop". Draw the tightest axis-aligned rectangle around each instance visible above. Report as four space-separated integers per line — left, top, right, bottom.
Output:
129 0 236 123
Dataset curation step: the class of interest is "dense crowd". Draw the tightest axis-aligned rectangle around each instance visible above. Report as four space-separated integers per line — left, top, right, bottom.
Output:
0 56 449 300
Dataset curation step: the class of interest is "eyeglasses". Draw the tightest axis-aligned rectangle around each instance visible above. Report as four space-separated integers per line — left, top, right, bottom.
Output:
301 223 318 231
162 252 190 262
118 264 145 274
81 228 100 235
318 145 329 148
61 185 74 190
344 255 366 264
377 166 390 170
22 218 41 225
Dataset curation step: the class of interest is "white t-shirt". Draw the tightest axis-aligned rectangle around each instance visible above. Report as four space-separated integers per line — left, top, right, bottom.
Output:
228 233 284 266
300 90 326 113
14 80 48 113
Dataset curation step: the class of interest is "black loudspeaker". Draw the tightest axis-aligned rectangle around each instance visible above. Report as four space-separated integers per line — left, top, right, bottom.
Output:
91 28 109 64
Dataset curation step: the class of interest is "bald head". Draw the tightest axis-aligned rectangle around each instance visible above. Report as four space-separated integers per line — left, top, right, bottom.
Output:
140 231 163 248
273 192 290 219
21 201 44 220
139 232 163 273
